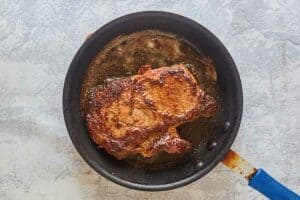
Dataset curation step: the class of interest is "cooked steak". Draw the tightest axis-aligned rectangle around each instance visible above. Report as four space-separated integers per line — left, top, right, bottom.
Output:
86 64 218 159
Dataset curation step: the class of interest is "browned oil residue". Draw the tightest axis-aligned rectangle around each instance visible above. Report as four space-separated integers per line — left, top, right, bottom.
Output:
222 149 257 180
222 149 239 169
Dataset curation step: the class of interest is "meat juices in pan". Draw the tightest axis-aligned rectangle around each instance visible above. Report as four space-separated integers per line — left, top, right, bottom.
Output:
81 30 220 169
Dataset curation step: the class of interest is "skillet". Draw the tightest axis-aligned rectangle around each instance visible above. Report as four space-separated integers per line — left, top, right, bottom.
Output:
63 12 299 198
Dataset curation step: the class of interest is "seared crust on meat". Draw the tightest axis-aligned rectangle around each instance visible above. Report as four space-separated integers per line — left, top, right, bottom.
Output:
86 64 218 159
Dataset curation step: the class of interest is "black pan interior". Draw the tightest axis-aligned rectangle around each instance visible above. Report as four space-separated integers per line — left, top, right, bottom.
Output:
63 11 243 191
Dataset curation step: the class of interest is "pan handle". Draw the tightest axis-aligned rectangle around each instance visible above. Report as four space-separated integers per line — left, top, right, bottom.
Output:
223 150 299 199
249 169 299 200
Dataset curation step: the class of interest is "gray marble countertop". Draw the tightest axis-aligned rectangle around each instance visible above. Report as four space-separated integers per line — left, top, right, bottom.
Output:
0 1 299 199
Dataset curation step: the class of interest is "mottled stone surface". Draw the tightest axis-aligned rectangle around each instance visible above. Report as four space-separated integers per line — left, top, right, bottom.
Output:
0 1 299 199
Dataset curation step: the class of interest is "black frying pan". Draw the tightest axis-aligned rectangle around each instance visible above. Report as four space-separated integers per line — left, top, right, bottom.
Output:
63 12 299 198
63 11 242 191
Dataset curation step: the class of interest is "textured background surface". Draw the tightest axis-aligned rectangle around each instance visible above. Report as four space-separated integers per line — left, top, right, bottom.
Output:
0 1 299 199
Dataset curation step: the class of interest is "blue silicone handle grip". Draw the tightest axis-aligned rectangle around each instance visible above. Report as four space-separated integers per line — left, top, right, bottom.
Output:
249 169 299 200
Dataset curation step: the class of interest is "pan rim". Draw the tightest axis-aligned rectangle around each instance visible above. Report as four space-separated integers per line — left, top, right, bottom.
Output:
63 11 243 191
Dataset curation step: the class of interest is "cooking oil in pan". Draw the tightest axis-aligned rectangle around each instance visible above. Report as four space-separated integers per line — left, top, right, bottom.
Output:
81 30 223 170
